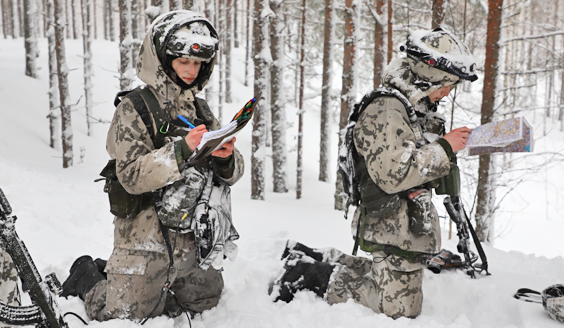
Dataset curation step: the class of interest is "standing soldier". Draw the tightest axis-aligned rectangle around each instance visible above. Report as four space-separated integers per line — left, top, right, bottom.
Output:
61 10 244 321
270 27 477 319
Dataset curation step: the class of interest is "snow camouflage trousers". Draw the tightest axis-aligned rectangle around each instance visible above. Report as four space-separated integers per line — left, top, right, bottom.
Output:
84 233 224 321
326 250 424 319
0 249 21 327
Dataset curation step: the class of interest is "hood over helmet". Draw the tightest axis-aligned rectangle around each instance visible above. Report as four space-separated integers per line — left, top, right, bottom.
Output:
382 27 477 108
137 10 218 96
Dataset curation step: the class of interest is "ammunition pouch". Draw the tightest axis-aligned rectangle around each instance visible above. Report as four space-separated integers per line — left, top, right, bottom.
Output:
99 159 153 219
434 163 461 196
406 189 433 235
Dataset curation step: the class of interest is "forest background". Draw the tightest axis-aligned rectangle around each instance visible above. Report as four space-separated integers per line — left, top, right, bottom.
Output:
1 0 564 327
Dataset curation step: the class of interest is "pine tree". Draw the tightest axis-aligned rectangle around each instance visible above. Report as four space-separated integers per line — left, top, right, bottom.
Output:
81 0 93 135
319 0 334 182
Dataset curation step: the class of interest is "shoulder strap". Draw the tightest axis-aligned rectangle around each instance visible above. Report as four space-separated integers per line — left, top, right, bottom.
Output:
193 97 215 127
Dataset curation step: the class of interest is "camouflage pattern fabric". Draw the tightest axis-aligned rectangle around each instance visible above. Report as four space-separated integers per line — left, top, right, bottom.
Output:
85 232 223 321
0 249 20 328
326 251 424 319
86 11 244 321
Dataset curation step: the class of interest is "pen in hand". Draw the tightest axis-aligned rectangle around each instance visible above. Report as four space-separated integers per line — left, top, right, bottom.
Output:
177 115 196 129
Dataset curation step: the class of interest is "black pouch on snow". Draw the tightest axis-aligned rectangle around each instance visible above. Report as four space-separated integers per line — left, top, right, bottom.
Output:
99 159 152 219
157 167 208 230
407 189 433 235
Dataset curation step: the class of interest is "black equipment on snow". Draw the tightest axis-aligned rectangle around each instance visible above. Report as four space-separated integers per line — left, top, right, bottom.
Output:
443 195 490 278
514 285 564 323
0 188 69 328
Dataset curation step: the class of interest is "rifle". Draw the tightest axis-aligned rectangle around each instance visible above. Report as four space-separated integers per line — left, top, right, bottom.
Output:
0 188 69 328
443 195 490 278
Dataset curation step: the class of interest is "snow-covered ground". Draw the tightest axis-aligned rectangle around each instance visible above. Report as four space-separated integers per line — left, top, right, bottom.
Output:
1 37 563 328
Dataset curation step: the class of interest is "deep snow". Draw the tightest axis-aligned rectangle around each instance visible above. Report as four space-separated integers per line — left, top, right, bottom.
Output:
0 36 563 328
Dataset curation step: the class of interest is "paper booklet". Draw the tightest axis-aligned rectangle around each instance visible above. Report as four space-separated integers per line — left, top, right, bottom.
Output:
466 116 534 156
188 97 257 163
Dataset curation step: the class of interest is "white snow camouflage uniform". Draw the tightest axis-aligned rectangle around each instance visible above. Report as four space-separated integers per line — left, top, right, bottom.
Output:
84 11 244 321
0 249 20 327
324 54 460 318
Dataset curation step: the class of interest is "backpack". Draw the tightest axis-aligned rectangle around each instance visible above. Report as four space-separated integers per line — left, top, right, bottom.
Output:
337 87 421 217
97 86 213 219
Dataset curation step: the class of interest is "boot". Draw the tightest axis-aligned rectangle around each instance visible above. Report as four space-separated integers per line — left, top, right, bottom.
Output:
271 253 335 303
94 258 108 279
281 240 324 262
61 255 106 300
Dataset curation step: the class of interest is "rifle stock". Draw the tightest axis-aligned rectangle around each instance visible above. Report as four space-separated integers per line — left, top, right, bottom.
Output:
0 188 68 328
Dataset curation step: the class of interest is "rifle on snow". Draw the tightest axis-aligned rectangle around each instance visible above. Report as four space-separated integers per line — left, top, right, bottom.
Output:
443 195 490 279
0 188 69 328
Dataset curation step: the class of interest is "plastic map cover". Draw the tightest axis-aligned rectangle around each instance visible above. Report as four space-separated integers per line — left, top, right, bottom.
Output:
188 97 256 163
466 117 533 156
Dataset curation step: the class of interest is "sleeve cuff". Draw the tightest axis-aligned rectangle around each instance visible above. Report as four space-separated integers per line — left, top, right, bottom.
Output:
174 139 193 170
436 138 454 160
212 155 235 178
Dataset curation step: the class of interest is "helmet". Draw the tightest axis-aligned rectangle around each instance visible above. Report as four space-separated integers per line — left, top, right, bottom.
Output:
400 27 478 83
543 284 564 323
166 22 218 63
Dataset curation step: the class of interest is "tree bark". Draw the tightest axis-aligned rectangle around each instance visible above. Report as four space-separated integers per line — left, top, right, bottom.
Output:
431 0 445 29
225 0 232 103
131 0 141 68
54 0 73 168
244 0 251 86
81 0 93 136
319 0 334 182
270 0 287 193
23 0 38 78
251 0 271 200
386 0 392 64
373 0 384 89
335 0 357 210
476 0 504 243
119 0 133 91
296 0 306 199
46 0 60 149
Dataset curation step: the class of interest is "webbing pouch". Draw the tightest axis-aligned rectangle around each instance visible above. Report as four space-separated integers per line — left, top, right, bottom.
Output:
99 159 152 219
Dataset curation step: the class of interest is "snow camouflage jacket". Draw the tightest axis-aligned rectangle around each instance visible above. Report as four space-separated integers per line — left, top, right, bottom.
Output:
106 11 244 256
351 57 458 255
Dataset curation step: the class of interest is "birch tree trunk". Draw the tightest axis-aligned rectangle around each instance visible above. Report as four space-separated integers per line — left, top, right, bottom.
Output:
319 0 334 182
119 0 133 91
335 0 358 210
244 0 251 86
81 0 93 136
23 0 38 78
225 0 232 103
373 0 384 89
476 0 504 243
270 0 287 193
46 0 60 149
233 0 238 48
251 0 271 200
431 0 444 29
54 0 73 168
296 0 306 199
131 0 141 68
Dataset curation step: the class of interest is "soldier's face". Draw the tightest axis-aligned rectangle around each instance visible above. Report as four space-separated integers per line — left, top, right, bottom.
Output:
428 85 451 102
172 58 202 85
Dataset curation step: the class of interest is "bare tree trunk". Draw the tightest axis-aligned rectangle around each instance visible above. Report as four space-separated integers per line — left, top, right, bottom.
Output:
46 0 60 149
225 0 232 103
92 0 96 39
54 0 73 168
81 0 93 136
270 0 287 193
183 0 194 10
244 0 251 86
170 0 181 10
2 0 9 38
373 0 384 89
119 0 133 91
251 0 271 200
476 0 503 243
335 0 357 210
386 0 392 64
234 0 238 48
319 0 334 182
71 0 77 38
296 0 306 199
431 0 444 29
9 0 16 37
23 0 38 78
131 0 141 68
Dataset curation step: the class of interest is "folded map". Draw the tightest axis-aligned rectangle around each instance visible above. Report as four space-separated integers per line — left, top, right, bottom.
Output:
466 117 533 156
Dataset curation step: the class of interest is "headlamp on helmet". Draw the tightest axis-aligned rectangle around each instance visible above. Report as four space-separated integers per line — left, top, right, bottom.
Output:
166 22 219 63
400 27 478 82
